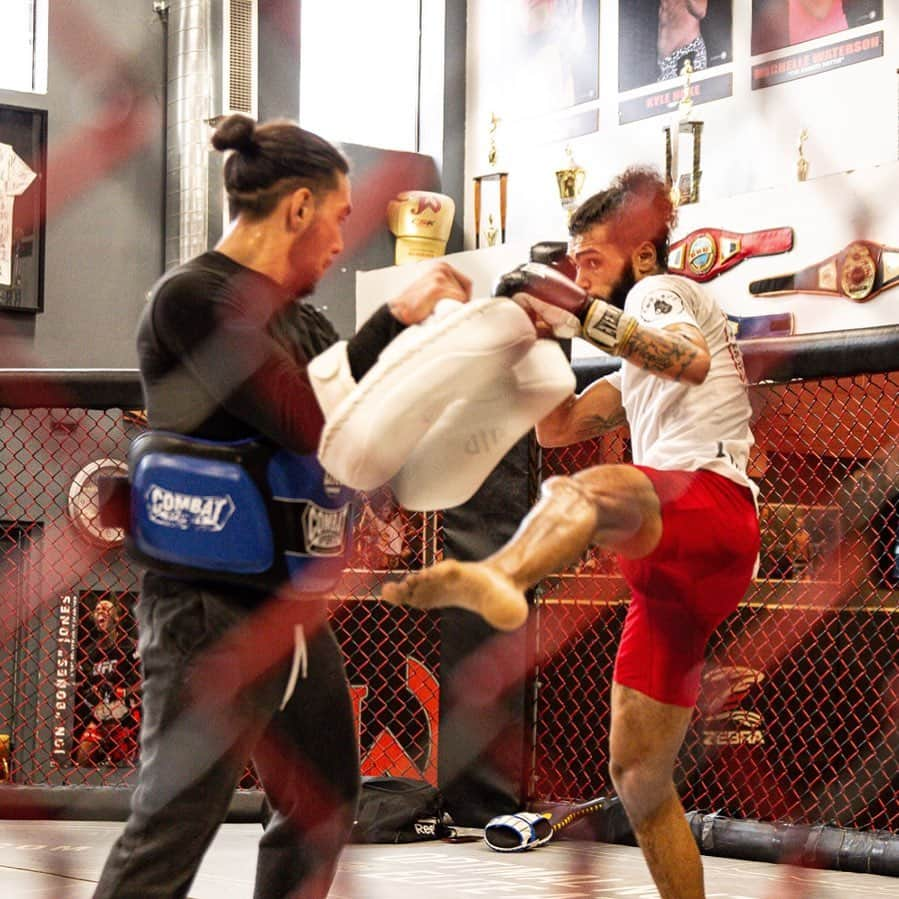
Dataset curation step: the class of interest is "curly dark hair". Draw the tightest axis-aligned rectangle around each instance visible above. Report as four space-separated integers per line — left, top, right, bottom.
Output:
568 167 677 267
212 114 349 219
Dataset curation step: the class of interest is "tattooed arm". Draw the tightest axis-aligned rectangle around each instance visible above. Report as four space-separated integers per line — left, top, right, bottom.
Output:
619 321 710 385
536 377 628 448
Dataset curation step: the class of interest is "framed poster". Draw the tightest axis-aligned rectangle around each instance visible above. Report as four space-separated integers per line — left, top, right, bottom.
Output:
757 503 840 582
0 104 47 314
503 0 600 117
619 0 734 93
72 591 141 768
751 0 883 56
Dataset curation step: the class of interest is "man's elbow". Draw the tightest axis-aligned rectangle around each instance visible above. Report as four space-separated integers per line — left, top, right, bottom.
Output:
535 421 565 448
684 354 711 386
688 0 709 18
535 423 556 447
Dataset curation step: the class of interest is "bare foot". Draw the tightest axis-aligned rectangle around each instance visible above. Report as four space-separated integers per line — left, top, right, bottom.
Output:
381 560 529 631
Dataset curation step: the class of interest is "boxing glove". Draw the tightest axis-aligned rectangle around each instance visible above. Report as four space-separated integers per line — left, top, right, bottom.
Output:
529 241 577 281
493 262 635 354
387 190 455 265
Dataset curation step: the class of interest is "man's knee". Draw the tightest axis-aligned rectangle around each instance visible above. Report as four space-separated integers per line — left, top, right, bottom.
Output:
609 754 673 825
570 466 660 553
541 473 592 501
538 474 601 525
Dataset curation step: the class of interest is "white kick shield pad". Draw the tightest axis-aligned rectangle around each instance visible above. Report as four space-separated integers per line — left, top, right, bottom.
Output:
390 339 574 510
316 297 574 509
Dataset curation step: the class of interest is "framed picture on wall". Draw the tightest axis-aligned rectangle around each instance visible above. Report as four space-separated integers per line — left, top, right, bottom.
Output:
758 502 840 582
72 591 141 768
873 491 899 588
751 0 883 56
619 0 734 92
0 104 47 314
503 0 600 117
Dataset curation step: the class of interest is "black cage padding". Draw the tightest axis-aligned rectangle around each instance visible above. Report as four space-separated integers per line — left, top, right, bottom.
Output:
0 369 143 410
573 324 899 391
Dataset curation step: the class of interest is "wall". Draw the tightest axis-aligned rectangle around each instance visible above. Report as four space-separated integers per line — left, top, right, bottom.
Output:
0 1 462 355
359 156 899 340
315 144 441 336
0 0 165 368
464 2 898 250
334 0 468 336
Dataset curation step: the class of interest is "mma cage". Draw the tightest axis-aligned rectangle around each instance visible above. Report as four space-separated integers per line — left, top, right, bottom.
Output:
0 325 897 872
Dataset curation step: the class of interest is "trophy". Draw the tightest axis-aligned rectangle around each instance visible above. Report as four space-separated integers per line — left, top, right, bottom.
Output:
485 214 499 247
797 129 809 182
472 112 508 248
664 60 703 206
555 145 586 221
487 111 499 167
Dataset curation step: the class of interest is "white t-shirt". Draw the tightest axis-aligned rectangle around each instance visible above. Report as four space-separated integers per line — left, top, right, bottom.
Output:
605 273 758 499
0 142 37 287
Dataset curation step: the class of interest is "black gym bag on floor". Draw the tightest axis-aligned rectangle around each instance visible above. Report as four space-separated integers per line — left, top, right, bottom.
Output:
350 776 454 844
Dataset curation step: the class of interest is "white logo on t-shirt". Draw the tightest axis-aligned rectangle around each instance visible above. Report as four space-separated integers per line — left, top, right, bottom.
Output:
640 290 683 322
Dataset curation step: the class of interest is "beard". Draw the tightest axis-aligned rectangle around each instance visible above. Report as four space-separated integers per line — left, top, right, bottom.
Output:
606 265 637 310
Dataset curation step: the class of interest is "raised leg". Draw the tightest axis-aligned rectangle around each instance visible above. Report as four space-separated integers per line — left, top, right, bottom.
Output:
382 465 661 630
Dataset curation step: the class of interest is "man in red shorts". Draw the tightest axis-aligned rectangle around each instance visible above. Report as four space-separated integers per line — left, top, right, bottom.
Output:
384 167 760 899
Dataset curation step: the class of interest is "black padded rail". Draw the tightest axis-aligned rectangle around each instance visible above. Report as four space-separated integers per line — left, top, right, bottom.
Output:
0 369 143 410
573 324 899 391
573 356 621 392
0 326 896 412
738 324 899 384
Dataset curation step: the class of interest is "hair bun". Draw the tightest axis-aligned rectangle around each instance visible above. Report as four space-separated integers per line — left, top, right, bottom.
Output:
211 114 258 154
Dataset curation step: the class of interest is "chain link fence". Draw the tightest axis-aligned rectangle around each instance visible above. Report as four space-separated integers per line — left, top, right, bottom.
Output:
0 349 897 839
0 387 441 797
533 359 899 834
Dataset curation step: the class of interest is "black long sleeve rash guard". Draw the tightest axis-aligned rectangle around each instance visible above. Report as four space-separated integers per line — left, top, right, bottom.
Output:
137 251 405 452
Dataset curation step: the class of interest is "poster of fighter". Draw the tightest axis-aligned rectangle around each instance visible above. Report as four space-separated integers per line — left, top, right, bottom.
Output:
751 0 883 56
0 104 46 313
499 0 600 118
618 0 734 93
71 592 142 768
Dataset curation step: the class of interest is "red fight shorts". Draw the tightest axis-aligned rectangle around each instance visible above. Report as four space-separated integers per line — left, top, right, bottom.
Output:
614 467 760 708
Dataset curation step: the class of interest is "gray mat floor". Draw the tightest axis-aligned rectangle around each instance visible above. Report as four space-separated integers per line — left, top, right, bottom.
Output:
0 820 896 898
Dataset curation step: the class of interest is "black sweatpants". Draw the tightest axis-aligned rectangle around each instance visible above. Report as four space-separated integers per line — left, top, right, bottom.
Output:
93 573 360 899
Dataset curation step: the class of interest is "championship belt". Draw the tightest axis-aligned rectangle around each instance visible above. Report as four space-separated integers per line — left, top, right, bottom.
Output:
749 240 899 303
68 458 129 547
668 227 794 282
94 698 130 722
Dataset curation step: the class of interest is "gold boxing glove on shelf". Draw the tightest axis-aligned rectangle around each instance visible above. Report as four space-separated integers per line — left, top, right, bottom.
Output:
387 190 455 265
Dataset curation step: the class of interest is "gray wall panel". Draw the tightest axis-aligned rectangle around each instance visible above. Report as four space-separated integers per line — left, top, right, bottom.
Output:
0 0 165 368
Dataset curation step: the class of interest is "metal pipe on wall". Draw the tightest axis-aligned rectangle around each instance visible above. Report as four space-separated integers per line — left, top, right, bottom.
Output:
163 0 213 269
153 1 170 276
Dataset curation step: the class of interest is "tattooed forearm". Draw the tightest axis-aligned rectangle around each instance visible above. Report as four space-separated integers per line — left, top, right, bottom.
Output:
573 407 628 441
624 328 699 381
